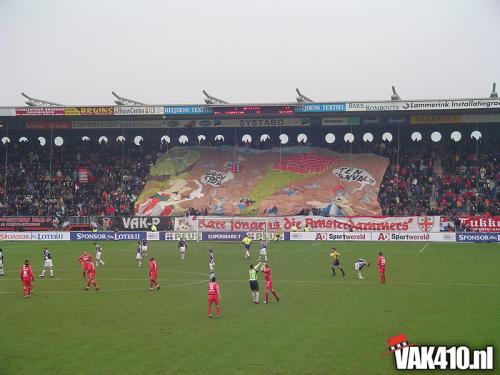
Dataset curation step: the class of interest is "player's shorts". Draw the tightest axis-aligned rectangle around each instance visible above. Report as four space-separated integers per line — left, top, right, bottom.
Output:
150 272 158 281
259 248 267 256
136 253 142 260
0 260 3 267
96 254 101 260
142 246 148 252
22 279 32 286
332 259 340 266
208 294 219 305
249 280 259 291
265 280 273 291
355 263 365 271
244 244 250 250
209 262 215 273
87 272 95 280
378 266 386 274
44 260 53 268
179 246 186 253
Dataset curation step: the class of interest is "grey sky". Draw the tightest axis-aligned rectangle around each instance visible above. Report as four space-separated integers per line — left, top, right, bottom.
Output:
0 0 498 106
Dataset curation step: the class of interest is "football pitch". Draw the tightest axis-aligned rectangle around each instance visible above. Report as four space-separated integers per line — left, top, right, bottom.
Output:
1 240 499 375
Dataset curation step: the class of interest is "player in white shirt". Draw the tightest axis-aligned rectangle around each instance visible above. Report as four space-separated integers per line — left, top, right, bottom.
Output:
94 242 105 267
0 248 4 276
354 259 370 279
136 241 142 267
208 249 215 278
141 239 148 257
178 239 187 260
40 247 54 277
258 240 268 262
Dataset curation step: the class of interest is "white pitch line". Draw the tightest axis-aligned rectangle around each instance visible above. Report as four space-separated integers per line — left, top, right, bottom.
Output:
419 244 429 254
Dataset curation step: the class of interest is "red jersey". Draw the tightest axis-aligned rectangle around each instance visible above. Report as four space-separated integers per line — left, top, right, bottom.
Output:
20 265 34 281
377 255 386 267
79 254 93 264
208 281 219 295
262 267 272 282
85 261 95 274
149 260 158 275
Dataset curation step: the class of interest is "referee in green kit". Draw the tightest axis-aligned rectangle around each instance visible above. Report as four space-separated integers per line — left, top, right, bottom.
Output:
249 264 260 304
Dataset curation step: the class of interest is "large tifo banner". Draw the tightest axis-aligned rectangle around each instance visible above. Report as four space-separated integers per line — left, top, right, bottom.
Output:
134 146 389 216
0 217 57 231
174 215 441 233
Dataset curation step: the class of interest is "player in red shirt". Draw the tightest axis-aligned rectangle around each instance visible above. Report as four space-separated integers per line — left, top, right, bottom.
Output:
260 262 280 304
78 250 93 279
20 259 35 298
149 257 160 291
377 252 386 284
207 277 221 318
84 259 99 291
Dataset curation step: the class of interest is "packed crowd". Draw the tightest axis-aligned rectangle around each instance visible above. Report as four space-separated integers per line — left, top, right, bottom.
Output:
0 141 161 219
377 138 499 217
0 134 498 220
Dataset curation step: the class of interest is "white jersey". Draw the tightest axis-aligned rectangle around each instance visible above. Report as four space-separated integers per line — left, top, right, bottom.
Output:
43 250 53 268
355 259 369 271
95 245 102 260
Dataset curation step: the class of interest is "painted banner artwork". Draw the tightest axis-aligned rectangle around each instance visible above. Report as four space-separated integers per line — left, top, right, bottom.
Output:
134 146 389 216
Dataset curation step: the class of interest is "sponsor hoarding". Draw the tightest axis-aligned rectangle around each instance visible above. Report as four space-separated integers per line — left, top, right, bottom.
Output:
162 232 199 241
295 103 346 113
64 107 114 116
25 121 72 129
347 99 500 112
410 115 463 124
201 232 247 241
374 232 456 242
114 106 164 116
30 232 70 241
456 232 500 243
457 216 500 232
0 217 57 231
70 232 146 241
322 117 360 126
146 232 160 241
290 231 371 241
289 231 456 242
0 232 33 241
164 106 213 115
16 107 65 116
0 107 16 116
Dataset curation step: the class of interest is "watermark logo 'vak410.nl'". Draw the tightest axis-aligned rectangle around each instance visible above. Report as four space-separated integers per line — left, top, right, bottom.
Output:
384 334 493 371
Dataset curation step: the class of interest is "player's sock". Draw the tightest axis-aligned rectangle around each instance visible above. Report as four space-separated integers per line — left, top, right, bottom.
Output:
41 269 45 277
272 291 279 301
216 306 220 316
83 271 86 279
101 260 105 265
87 280 91 287
255 291 259 303
340 267 345 276
331 267 336 276
50 269 53 277
265 292 269 303
208 306 212 316
23 285 27 297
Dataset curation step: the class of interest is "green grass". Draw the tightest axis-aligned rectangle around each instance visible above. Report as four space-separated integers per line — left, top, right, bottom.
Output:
1 240 499 375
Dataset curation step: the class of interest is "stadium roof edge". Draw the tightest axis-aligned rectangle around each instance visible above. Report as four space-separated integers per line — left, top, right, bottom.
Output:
1 96 500 108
